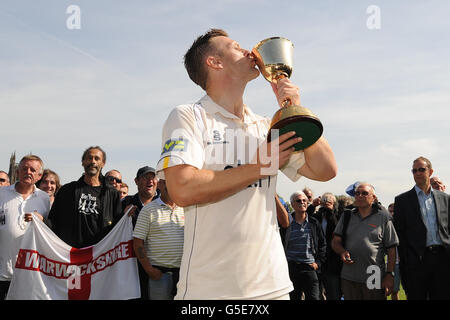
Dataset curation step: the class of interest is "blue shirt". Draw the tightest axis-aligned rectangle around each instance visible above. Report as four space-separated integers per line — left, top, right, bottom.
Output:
286 216 315 264
415 185 443 246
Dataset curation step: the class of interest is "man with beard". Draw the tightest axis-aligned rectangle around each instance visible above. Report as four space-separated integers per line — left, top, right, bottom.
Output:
48 146 123 248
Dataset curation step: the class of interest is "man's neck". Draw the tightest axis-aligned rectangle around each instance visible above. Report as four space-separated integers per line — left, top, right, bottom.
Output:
138 193 154 205
417 182 431 195
294 211 307 224
84 174 101 187
15 182 35 199
207 82 246 119
160 194 176 209
358 206 372 218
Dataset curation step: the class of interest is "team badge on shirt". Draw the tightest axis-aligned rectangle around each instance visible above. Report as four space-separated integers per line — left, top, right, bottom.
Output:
161 138 189 155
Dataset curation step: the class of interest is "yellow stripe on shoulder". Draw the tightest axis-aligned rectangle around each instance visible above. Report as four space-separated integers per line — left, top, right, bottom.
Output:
163 156 170 169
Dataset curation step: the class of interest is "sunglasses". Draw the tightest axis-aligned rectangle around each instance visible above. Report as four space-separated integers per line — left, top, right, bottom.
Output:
0 178 7 183
106 176 122 184
295 199 308 203
411 167 427 174
355 191 370 197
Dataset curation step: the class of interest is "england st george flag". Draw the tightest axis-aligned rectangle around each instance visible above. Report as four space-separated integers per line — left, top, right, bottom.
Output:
6 213 140 300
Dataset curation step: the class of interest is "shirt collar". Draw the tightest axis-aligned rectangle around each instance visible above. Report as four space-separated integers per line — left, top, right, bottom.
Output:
155 197 175 209
293 213 309 226
198 95 266 124
12 182 37 197
415 185 432 197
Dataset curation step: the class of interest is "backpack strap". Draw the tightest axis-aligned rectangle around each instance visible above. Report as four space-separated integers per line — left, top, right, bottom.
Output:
341 209 352 248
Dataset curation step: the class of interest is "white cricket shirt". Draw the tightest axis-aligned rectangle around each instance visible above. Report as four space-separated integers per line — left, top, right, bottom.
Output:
156 95 305 299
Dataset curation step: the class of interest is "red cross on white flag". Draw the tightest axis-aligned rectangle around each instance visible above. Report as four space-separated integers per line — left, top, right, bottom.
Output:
6 214 140 300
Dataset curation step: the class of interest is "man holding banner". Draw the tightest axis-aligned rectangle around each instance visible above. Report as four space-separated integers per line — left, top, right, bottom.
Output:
0 155 50 299
4 147 140 300
6 211 140 300
47 146 123 248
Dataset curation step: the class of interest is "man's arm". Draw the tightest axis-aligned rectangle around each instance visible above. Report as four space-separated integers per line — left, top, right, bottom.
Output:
271 78 337 182
298 137 337 182
382 246 396 296
133 238 163 280
331 234 354 264
164 131 300 207
275 195 290 228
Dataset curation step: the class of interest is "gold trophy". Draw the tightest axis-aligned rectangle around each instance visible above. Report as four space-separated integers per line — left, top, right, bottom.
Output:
252 37 323 150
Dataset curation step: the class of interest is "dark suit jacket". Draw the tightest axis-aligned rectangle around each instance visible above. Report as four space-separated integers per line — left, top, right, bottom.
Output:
394 187 450 269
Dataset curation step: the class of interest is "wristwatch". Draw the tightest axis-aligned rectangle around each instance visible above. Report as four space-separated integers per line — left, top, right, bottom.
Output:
385 271 395 277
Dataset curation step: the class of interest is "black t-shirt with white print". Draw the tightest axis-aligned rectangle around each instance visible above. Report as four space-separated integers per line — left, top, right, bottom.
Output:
78 183 103 247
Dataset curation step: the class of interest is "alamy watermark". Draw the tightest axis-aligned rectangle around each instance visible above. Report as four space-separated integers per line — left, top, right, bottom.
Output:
366 5 381 30
66 5 81 30
366 265 382 290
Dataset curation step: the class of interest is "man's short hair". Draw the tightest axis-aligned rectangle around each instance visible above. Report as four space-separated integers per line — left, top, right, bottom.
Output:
290 191 307 204
184 28 228 90
82 146 106 163
355 182 375 194
413 156 432 170
19 154 44 174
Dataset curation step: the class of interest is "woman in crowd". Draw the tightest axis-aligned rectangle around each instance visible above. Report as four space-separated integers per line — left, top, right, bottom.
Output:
37 169 61 206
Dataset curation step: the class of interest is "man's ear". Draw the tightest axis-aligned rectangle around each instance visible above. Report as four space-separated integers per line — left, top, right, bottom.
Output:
206 55 223 70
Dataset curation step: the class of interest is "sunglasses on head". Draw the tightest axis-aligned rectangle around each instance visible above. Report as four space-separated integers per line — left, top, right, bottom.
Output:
411 167 427 174
106 176 122 184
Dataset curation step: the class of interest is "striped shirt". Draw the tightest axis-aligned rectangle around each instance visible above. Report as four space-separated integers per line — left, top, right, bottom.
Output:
133 198 184 268
286 217 315 264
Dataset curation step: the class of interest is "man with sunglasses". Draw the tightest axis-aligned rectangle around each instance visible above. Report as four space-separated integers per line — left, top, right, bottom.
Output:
48 146 123 248
105 169 123 191
332 183 398 300
283 191 326 300
394 156 450 300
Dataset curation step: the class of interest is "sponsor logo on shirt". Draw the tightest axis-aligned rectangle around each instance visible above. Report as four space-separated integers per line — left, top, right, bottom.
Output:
161 138 189 155
206 130 229 145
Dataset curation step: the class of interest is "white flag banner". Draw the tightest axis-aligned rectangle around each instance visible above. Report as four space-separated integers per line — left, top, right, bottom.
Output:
6 213 140 300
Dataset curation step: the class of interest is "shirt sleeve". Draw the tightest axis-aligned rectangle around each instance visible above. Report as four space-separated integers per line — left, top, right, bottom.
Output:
156 105 205 179
133 206 151 240
280 151 305 182
383 218 399 248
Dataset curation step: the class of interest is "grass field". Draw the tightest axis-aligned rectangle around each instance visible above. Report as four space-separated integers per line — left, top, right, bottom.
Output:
387 284 407 300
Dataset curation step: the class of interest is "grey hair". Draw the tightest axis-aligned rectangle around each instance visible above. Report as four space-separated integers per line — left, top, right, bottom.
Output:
290 191 307 204
321 192 337 204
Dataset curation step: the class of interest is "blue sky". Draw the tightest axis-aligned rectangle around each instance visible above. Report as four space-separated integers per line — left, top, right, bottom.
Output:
1 1 450 206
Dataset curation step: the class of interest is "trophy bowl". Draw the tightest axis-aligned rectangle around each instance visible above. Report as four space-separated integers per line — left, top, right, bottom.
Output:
252 37 323 151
